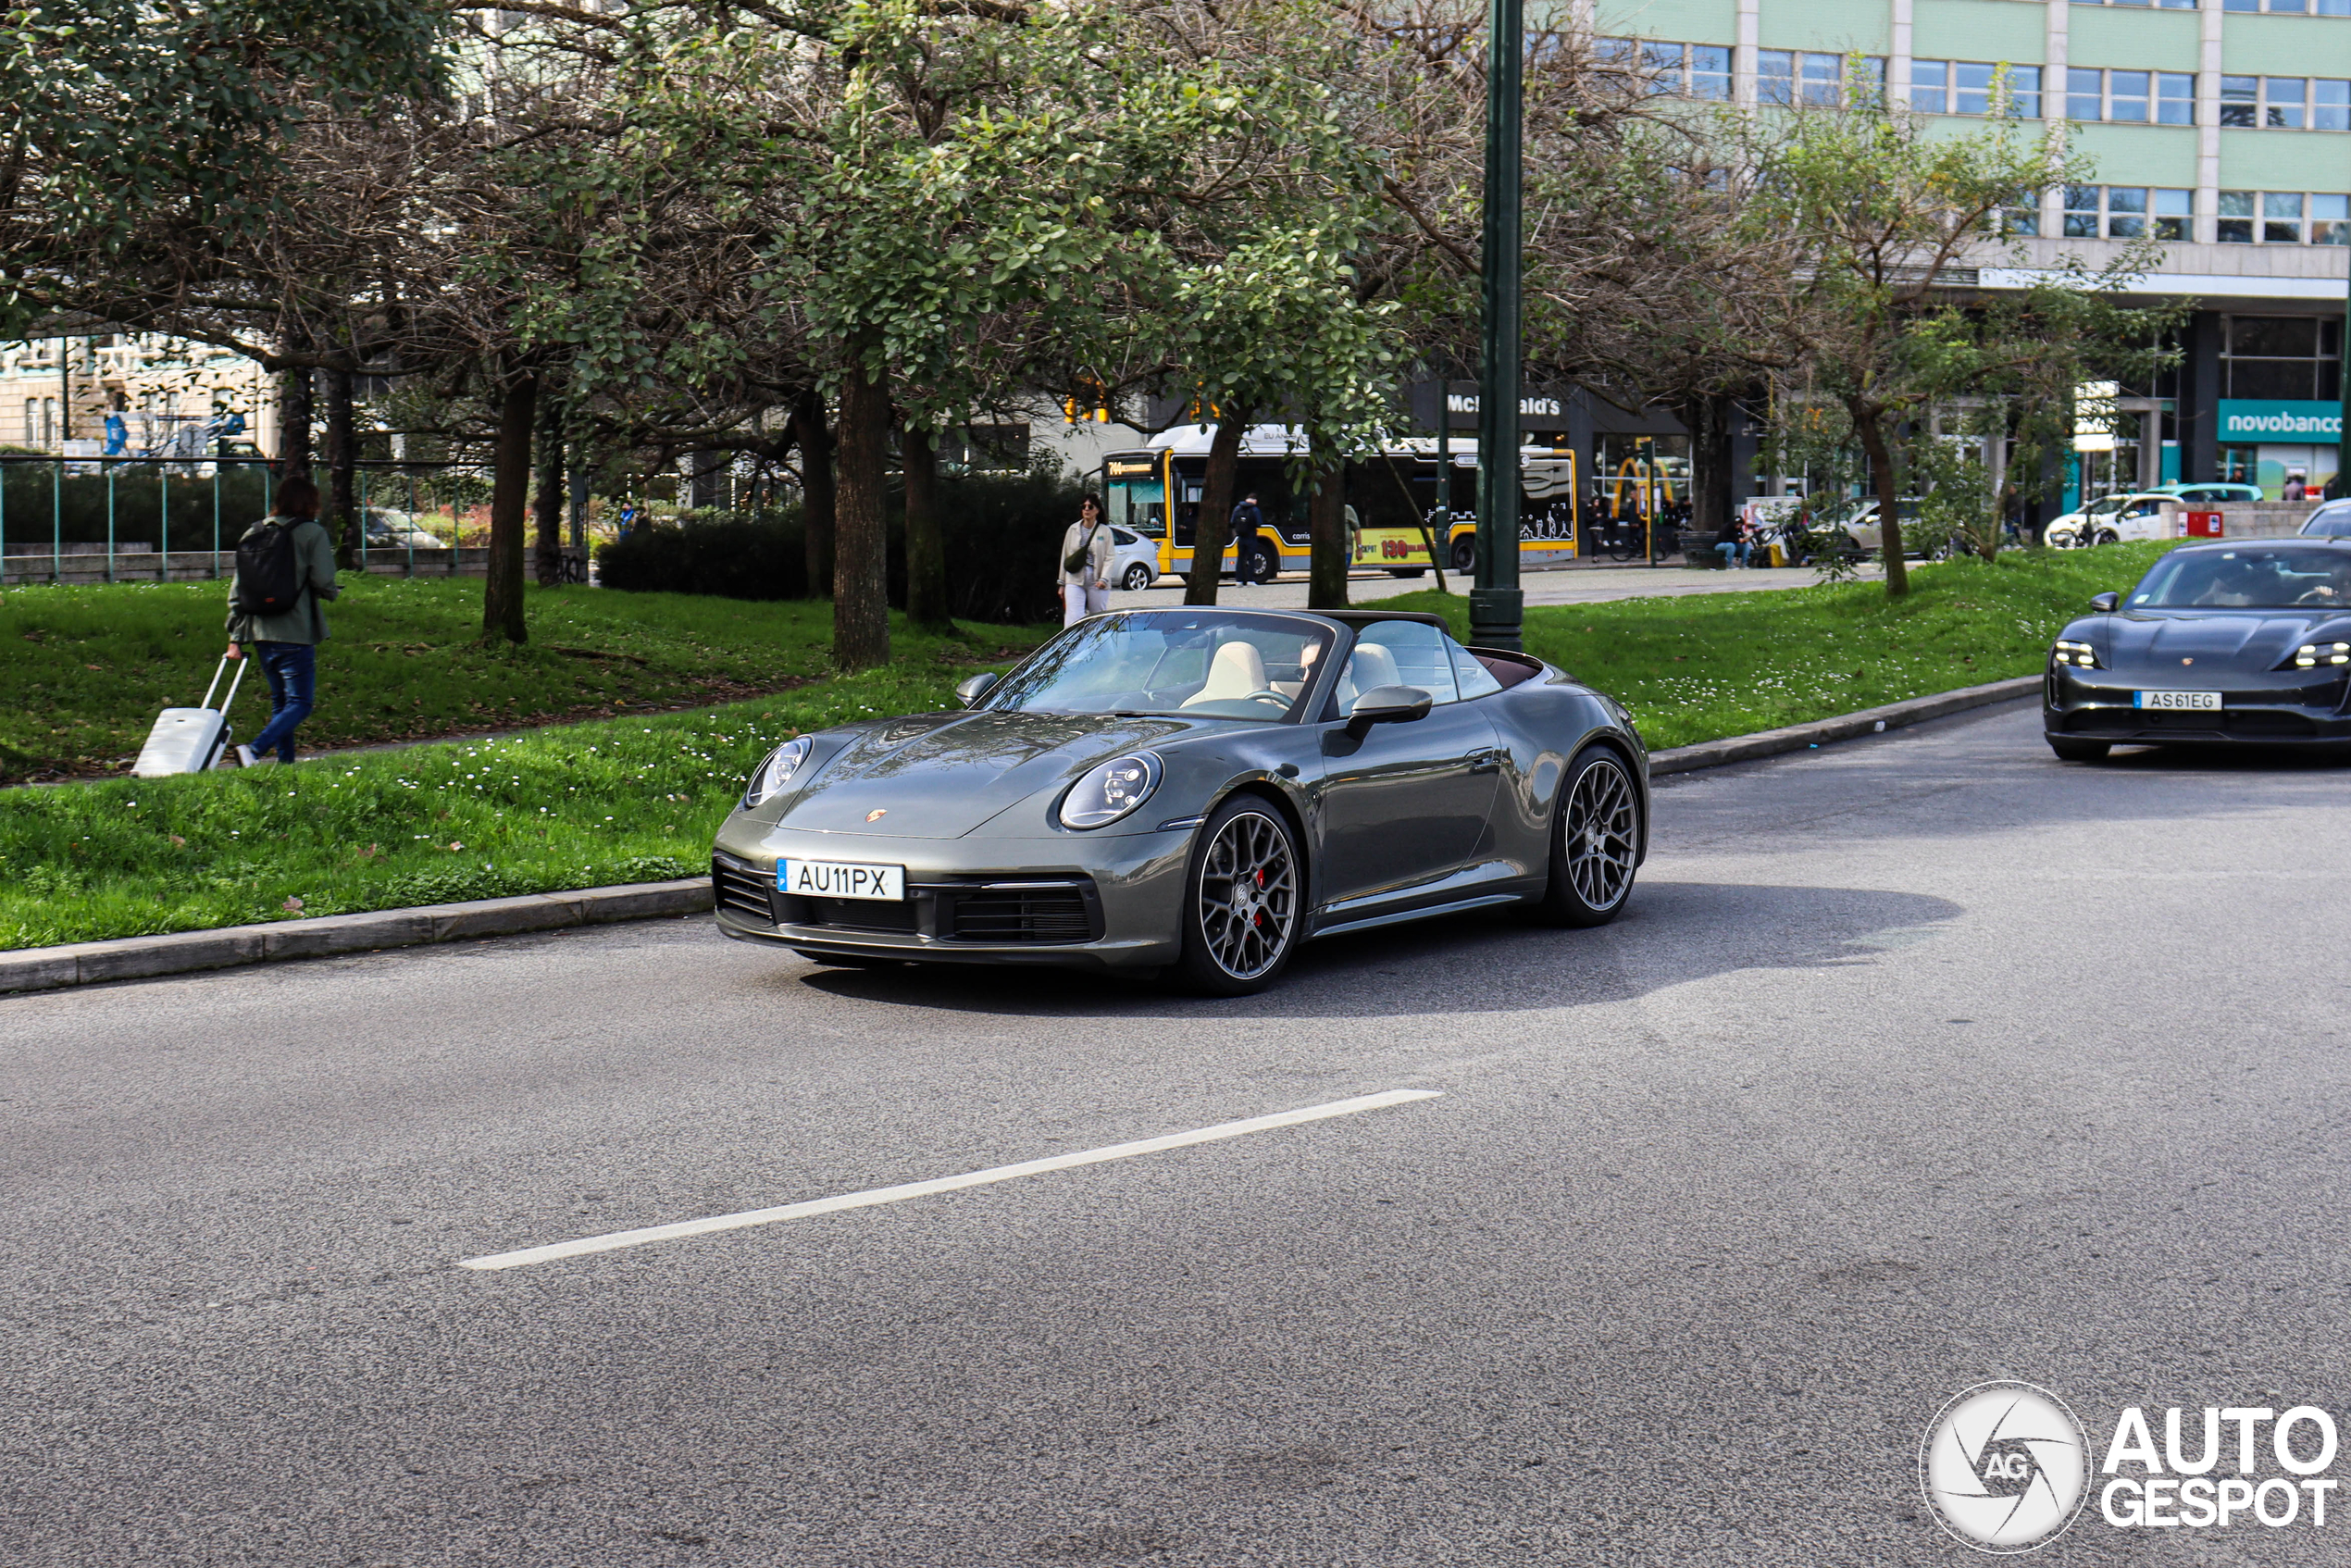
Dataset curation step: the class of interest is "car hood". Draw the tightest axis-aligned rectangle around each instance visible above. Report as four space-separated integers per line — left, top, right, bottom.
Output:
2083 610 2351 678
777 708 1232 838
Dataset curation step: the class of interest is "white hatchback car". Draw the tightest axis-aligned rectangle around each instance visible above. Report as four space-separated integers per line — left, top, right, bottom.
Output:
1107 526 1162 591
2042 492 2173 549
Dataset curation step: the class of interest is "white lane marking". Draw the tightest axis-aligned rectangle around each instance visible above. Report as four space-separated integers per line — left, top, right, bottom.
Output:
457 1089 1443 1272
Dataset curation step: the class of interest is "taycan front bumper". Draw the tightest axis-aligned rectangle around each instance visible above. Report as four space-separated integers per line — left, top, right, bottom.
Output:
707 819 1196 971
2044 666 2351 746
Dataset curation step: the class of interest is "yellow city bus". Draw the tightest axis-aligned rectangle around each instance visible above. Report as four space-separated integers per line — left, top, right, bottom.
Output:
1101 425 1580 583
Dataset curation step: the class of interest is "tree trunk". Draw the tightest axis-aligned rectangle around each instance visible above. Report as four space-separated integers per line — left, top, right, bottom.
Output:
1185 411 1247 605
532 390 566 587
276 360 313 481
324 364 356 566
1307 461 1350 610
902 423 950 628
832 344 891 670
1849 402 1910 597
1684 391 1735 554
792 387 836 599
483 372 538 644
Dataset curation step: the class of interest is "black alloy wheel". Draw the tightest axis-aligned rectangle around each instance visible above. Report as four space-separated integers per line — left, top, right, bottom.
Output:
1532 745 1641 927
2046 737 2111 763
1177 797 1302 996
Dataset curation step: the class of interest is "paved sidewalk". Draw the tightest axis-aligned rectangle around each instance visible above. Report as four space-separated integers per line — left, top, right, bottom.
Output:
1110 560 1881 613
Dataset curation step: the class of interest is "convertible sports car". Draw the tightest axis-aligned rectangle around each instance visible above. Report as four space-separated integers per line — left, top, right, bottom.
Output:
711 607 1648 994
2043 539 2351 760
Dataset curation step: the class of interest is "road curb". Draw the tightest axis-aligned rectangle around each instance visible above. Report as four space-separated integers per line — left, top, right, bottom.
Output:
0 877 713 997
0 676 2043 997
1647 675 2041 778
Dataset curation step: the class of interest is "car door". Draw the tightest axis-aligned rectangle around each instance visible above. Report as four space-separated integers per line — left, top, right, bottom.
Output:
1312 620 1501 909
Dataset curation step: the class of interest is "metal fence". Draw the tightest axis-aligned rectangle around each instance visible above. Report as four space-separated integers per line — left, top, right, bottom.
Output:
0 454 569 586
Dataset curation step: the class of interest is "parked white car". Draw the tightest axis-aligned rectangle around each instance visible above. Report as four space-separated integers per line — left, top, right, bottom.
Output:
361 507 452 551
1108 525 1161 591
2042 492 2173 549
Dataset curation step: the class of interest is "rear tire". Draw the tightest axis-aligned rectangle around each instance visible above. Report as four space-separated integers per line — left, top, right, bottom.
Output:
1449 536 1476 573
1121 562 1154 591
1176 796 1302 996
2047 737 2110 762
1531 746 1641 927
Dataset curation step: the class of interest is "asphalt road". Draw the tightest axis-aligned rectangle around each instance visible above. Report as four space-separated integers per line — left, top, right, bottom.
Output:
6 703 2349 1566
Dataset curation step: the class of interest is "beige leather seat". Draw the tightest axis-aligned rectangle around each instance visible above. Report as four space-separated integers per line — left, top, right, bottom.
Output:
1181 639 1272 709
1335 642 1399 714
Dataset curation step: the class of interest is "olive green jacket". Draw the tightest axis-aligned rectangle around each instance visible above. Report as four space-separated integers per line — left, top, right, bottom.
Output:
225 515 340 645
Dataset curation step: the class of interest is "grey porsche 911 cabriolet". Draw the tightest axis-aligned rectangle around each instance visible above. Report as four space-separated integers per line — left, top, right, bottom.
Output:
2045 538 2351 760
711 607 1648 994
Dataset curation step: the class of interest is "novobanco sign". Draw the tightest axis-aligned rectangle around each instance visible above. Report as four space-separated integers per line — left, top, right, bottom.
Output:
2218 400 2343 442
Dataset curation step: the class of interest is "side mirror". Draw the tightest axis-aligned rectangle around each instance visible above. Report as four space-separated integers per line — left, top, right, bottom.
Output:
1344 685 1433 739
2089 591 2120 613
954 671 1000 707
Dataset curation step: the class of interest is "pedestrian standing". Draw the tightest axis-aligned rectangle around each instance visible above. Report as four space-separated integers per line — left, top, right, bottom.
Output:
1059 492 1113 627
1229 492 1267 582
225 475 340 766
1343 497 1362 564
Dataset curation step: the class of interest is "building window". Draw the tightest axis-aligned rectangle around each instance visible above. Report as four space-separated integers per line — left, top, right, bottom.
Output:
2154 188 2194 239
2157 73 2196 125
2267 79 2307 128
2076 0 2199 8
2316 193 2351 243
1756 49 1881 107
2064 186 2102 238
2227 0 2351 11
1594 39 1733 101
2222 317 2343 401
2106 186 2150 237
2220 78 2258 127
1690 44 1731 101
2264 191 2306 242
2067 68 2196 124
2068 68 2104 122
1913 60 2040 118
2320 80 2351 131
2218 189 2256 242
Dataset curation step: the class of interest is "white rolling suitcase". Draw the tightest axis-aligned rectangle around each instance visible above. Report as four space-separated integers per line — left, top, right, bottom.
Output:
132 655 249 778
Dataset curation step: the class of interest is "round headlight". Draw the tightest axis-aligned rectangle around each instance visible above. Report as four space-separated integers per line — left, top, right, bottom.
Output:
742 737 812 808
1059 752 1163 829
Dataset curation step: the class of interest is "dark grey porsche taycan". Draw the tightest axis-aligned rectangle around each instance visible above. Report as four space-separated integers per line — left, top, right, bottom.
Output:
2044 538 2351 760
711 606 1648 994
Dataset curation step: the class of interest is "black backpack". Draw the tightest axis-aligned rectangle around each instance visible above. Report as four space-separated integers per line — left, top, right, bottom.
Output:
236 520 305 616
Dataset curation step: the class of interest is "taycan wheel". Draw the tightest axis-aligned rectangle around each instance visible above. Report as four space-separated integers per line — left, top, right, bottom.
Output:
2047 737 2110 763
1532 745 1640 927
1121 562 1154 591
1176 796 1301 996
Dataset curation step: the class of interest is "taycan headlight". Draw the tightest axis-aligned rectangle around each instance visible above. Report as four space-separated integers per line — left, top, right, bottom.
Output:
1060 752 1162 829
2290 641 2351 669
741 736 812 808
2052 640 2099 668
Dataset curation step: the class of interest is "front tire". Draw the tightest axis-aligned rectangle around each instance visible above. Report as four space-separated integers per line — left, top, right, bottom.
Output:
1449 535 1476 573
1176 797 1302 996
1532 745 1641 927
2047 737 2110 762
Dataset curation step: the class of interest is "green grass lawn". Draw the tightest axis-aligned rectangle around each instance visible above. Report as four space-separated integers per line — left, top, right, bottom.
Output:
0 577 1042 783
1 546 2164 952
1398 542 2174 751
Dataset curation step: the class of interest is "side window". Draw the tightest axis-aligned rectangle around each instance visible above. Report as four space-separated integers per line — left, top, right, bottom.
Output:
1449 640 1505 700
1335 620 1458 716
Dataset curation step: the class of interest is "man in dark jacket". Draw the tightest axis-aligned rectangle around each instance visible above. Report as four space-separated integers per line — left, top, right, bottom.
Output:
225 476 340 765
1228 492 1267 583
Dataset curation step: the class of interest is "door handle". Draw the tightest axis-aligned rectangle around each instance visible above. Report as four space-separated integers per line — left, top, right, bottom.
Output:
1464 747 1504 773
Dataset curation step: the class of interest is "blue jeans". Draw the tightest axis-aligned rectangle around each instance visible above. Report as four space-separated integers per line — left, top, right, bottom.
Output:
1715 540 1750 567
250 641 317 762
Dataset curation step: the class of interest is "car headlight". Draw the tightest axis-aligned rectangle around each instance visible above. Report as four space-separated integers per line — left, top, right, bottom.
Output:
2290 641 2351 669
1059 752 1162 829
2052 640 2100 668
741 736 812 808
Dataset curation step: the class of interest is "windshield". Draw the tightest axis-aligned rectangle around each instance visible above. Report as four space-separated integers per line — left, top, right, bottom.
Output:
983 611 1334 721
2084 496 2130 516
2129 547 2351 609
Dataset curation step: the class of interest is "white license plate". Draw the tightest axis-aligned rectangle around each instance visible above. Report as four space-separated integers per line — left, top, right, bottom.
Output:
2134 691 2221 712
777 859 905 902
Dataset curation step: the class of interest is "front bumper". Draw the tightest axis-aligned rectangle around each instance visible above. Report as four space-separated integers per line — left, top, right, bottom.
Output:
2044 666 2351 746
708 819 1196 971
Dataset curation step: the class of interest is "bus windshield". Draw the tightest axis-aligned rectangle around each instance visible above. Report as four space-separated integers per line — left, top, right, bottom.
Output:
1104 454 1165 538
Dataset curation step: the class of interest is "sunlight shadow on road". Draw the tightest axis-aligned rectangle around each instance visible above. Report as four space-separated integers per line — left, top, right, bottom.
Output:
777 880 1962 1022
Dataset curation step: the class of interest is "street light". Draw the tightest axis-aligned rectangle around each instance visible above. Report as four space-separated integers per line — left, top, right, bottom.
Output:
1470 0 1524 652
